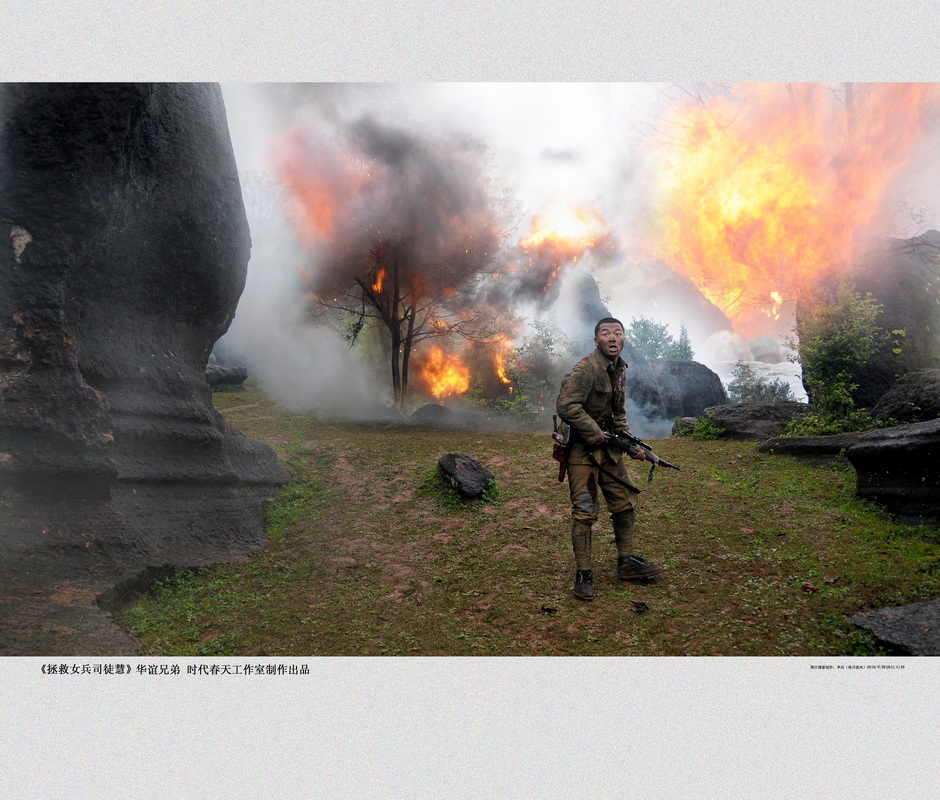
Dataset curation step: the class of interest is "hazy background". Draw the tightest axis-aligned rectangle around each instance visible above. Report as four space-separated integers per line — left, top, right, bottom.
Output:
218 83 940 415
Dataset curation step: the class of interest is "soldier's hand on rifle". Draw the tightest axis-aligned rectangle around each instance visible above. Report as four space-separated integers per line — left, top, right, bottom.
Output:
604 432 647 460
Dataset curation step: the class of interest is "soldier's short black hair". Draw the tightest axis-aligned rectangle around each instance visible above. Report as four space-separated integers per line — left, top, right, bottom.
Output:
594 317 624 337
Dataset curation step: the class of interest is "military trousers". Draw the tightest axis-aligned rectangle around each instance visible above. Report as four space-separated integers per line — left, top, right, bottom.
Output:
566 445 638 525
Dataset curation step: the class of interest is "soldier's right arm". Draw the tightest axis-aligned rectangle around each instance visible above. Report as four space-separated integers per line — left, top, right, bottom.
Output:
556 359 606 447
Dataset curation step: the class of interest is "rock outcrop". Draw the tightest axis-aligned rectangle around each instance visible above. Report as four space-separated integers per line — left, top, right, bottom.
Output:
0 84 290 654
699 401 812 440
837 231 940 408
794 232 940 409
845 418 940 524
870 368 940 424
653 360 727 417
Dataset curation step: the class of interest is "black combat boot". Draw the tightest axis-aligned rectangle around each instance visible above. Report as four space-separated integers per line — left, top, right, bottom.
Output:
573 569 594 600
617 555 663 581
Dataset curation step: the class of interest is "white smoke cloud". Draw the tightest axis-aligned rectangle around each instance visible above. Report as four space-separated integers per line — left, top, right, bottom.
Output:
219 211 389 417
215 103 391 417
218 83 940 421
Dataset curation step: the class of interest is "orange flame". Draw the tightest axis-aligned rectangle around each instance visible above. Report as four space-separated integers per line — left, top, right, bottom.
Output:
493 335 514 393
521 201 611 253
272 126 368 250
763 291 784 321
372 267 386 294
495 352 511 387
650 83 936 336
517 201 612 295
419 346 470 399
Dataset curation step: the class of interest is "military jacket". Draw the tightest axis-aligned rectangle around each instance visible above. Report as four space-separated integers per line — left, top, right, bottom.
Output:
556 349 633 464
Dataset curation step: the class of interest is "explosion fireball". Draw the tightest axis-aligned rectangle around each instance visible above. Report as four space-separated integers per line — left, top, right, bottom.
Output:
513 200 613 302
650 83 937 337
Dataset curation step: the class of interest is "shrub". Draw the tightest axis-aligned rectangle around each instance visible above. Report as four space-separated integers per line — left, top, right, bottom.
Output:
788 282 888 417
674 416 725 439
782 409 887 437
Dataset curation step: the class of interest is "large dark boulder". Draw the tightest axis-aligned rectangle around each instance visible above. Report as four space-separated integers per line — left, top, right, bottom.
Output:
0 84 290 654
870 369 940 424
845 418 940 524
654 360 727 416
701 401 811 440
617 341 682 425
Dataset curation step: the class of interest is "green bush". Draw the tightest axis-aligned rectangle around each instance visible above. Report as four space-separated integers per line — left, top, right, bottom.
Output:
782 409 888 437
788 283 890 416
674 415 725 440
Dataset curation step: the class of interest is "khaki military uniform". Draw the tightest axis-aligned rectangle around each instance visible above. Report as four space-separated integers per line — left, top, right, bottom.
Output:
556 349 640 524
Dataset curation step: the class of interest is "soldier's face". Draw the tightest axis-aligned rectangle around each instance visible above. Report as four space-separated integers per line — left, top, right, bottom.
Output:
595 323 625 359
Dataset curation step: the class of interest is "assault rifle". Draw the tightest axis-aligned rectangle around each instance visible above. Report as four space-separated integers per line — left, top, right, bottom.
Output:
604 431 681 484
552 417 680 485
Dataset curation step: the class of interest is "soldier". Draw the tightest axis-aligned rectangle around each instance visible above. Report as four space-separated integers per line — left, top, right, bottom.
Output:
556 317 664 600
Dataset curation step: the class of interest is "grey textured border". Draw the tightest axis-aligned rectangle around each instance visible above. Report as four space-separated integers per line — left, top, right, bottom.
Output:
4 0 940 81
3 3 940 797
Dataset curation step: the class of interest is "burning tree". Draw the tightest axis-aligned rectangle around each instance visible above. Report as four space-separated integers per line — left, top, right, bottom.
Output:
275 119 515 408
324 234 506 407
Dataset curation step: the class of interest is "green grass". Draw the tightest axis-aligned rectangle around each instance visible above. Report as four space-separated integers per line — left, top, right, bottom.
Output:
117 386 940 656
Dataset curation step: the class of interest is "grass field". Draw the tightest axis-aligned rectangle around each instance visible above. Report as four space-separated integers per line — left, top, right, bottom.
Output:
118 385 940 656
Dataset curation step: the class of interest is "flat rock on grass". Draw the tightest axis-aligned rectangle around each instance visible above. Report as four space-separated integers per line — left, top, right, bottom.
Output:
438 452 494 499
757 432 863 465
850 599 940 656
